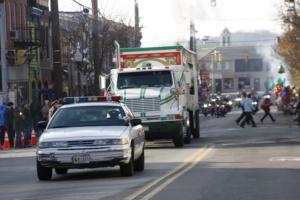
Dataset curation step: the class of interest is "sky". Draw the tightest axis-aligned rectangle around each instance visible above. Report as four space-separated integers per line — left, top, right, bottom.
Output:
58 0 284 47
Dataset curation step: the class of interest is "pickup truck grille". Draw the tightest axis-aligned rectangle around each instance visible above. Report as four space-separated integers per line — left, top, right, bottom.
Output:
125 97 160 113
67 140 95 146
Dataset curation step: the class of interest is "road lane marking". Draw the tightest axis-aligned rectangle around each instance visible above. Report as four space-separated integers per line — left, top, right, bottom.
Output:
125 146 212 200
141 147 213 200
269 157 300 162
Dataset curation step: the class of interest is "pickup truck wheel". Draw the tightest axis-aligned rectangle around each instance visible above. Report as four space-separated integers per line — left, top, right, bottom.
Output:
55 168 68 175
134 149 145 171
37 161 52 181
120 147 134 176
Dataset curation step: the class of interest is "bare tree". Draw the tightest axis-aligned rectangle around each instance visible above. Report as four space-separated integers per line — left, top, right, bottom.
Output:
60 10 142 96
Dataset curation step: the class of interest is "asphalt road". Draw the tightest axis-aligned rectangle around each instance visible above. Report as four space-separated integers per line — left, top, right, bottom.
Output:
1 110 300 200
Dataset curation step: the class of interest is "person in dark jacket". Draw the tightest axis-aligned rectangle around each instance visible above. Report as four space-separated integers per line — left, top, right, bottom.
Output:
5 102 14 147
30 101 42 137
260 97 276 123
0 104 6 147
23 103 33 146
14 107 25 148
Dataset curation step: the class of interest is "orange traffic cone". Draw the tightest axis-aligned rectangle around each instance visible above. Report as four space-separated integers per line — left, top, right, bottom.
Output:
21 132 25 148
30 129 37 146
3 131 10 149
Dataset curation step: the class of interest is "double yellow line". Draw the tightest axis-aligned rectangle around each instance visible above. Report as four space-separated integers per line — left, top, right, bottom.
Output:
125 146 213 200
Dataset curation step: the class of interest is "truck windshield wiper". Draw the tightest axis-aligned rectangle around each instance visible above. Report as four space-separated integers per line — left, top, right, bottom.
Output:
119 86 135 89
49 125 72 128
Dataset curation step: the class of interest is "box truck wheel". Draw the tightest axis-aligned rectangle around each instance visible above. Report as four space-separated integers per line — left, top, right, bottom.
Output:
193 110 200 139
173 129 184 148
184 125 191 144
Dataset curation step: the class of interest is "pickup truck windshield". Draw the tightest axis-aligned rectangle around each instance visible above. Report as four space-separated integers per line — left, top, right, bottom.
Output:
117 71 172 89
48 106 127 128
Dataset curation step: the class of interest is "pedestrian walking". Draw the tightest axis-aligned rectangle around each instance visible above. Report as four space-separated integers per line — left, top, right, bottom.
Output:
236 92 247 125
14 107 25 148
260 97 276 123
0 104 6 148
5 102 15 147
240 93 257 128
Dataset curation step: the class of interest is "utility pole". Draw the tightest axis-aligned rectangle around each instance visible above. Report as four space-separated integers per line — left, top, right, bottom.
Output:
134 0 140 47
189 21 197 52
0 1 8 103
51 0 63 98
92 0 101 95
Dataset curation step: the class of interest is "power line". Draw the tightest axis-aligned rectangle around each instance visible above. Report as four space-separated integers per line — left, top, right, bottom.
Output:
201 38 277 44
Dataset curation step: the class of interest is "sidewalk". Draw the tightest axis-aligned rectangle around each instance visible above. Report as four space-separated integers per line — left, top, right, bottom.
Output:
0 147 36 158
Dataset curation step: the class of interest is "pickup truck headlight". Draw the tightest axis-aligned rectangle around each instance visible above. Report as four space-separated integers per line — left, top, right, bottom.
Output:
39 141 68 148
94 138 129 145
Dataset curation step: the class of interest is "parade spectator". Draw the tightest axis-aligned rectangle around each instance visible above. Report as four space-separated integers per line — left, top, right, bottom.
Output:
48 100 59 119
30 100 42 137
0 104 6 148
240 93 257 128
41 100 50 121
5 102 15 147
23 103 33 146
260 97 276 123
14 106 25 148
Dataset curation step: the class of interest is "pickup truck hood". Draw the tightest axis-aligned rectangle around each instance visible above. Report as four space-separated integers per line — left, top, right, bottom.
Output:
40 126 128 142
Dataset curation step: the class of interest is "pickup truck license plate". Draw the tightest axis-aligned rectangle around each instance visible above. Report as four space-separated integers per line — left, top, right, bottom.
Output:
72 153 91 164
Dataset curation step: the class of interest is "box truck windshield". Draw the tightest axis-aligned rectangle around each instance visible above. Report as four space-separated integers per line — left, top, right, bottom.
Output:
117 71 173 89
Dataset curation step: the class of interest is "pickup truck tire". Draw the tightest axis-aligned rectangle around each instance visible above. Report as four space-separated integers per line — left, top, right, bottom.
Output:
173 130 184 148
120 147 134 176
55 168 68 175
37 161 52 181
193 110 200 139
134 150 145 171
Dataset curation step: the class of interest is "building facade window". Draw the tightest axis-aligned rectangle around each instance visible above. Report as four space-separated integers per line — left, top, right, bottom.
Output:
238 77 251 90
224 78 234 89
222 61 230 70
254 78 260 91
235 59 263 72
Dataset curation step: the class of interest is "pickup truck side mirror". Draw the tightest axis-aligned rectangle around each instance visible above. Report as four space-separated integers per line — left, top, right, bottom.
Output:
37 121 47 130
130 118 142 126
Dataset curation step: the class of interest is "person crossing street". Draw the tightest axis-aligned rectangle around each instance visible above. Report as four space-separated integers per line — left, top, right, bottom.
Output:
240 93 257 128
260 97 276 123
